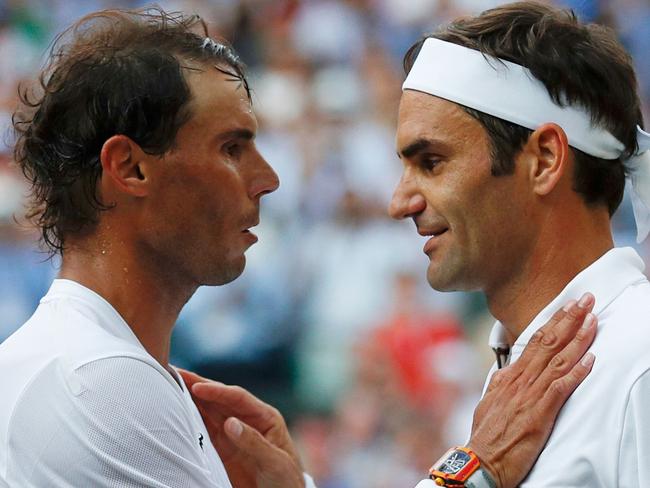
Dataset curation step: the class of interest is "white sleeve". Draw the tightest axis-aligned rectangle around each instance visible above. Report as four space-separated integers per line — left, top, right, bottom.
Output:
6 357 226 488
414 480 438 487
304 473 318 488
618 369 650 488
303 472 437 488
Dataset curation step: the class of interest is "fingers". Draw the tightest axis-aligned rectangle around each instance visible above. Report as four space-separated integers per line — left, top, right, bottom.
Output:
538 314 598 411
544 352 595 402
225 417 271 457
193 383 273 413
179 371 280 435
510 294 594 383
535 312 597 385
224 417 304 488
483 296 593 397
192 382 282 434
177 368 208 390
192 382 252 406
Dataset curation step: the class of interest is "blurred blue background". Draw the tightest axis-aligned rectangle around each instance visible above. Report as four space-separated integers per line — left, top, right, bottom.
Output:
0 0 648 486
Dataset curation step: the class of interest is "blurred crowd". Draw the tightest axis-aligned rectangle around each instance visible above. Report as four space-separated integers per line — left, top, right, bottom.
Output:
0 0 648 486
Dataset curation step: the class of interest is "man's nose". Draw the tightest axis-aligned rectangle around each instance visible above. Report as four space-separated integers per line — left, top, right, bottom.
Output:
250 154 280 200
388 174 426 220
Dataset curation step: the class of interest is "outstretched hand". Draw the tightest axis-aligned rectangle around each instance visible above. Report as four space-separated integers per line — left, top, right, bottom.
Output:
178 370 305 488
467 294 597 488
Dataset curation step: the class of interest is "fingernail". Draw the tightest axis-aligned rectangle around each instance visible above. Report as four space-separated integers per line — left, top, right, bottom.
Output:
581 352 595 367
563 299 577 312
225 418 243 438
578 293 593 309
582 313 595 329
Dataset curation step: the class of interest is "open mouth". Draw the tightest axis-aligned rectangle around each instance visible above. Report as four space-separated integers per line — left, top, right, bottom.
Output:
241 220 259 242
418 226 449 238
429 229 448 237
241 229 258 246
242 219 259 234
421 227 449 254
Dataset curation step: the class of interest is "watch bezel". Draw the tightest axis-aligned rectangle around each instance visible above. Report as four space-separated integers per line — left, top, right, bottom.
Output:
429 447 481 485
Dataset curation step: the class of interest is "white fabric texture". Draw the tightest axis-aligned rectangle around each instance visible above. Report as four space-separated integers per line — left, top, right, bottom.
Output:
628 126 650 242
414 480 437 488
303 473 318 488
0 279 232 487
485 247 650 487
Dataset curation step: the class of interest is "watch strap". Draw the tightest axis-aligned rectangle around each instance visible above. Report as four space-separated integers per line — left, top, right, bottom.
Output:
465 466 497 488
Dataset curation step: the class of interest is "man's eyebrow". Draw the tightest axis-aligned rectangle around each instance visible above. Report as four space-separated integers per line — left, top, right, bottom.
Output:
218 129 255 142
398 138 435 159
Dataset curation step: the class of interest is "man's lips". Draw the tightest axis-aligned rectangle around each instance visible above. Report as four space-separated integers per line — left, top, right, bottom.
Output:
242 228 258 244
418 227 449 254
242 219 260 243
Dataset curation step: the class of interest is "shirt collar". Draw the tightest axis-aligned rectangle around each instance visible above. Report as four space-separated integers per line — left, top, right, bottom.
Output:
41 278 145 349
489 247 646 361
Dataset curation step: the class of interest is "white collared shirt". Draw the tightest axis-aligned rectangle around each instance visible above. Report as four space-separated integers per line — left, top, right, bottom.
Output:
485 247 650 487
0 279 233 487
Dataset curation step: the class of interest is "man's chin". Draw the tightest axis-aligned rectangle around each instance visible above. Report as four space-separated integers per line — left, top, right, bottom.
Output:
201 256 246 286
426 264 464 292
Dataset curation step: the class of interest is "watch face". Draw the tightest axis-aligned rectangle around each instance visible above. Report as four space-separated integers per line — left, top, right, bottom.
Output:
438 451 471 474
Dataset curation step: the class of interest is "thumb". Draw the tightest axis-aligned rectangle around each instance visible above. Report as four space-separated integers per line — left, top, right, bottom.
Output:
224 417 279 467
224 417 305 488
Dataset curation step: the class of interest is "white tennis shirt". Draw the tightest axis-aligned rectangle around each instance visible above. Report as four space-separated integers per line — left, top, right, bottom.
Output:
486 247 650 487
0 279 315 487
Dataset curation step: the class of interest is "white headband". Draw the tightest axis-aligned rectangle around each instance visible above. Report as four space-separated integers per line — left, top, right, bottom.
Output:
403 38 650 242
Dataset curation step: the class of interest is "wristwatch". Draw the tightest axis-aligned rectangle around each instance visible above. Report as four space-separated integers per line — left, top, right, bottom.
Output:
429 447 497 488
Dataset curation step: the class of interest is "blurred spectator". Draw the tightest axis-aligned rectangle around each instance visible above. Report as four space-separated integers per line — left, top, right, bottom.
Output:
0 155 55 341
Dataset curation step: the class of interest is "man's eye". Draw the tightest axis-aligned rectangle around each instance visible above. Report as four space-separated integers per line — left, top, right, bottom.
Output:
420 158 441 171
224 142 242 158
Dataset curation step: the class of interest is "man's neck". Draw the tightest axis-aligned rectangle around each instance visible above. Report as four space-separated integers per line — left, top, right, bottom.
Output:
59 237 196 369
486 221 614 345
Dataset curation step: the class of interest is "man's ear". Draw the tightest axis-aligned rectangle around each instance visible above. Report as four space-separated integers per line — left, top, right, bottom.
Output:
100 135 149 197
522 123 570 196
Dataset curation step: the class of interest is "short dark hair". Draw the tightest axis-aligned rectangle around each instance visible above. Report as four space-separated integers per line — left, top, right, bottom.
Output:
403 1 644 215
13 7 249 255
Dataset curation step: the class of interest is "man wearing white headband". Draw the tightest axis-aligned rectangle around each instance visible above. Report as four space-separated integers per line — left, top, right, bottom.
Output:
390 2 650 487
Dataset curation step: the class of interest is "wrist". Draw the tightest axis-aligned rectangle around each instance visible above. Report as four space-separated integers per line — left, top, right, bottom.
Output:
465 442 501 488
428 446 498 488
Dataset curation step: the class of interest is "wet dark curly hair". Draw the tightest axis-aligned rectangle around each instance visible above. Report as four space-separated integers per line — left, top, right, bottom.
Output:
13 6 249 256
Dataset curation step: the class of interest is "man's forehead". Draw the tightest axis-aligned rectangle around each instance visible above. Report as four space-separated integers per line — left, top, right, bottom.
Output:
399 91 462 118
397 91 472 137
180 66 257 137
184 68 255 126
186 67 251 105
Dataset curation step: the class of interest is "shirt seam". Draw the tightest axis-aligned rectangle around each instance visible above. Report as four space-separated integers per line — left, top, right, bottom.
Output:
73 355 186 400
4 358 64 481
615 366 650 488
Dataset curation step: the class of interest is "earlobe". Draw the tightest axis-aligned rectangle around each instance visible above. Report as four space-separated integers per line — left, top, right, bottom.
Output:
528 123 569 196
100 135 148 197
